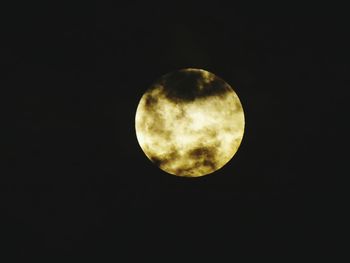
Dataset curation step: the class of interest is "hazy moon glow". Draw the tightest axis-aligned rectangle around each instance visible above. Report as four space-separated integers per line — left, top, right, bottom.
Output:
135 69 245 177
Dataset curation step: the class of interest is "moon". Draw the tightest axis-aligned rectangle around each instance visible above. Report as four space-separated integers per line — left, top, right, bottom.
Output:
135 68 245 177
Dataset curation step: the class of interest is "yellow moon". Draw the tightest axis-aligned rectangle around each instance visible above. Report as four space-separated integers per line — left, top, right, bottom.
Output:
135 68 245 177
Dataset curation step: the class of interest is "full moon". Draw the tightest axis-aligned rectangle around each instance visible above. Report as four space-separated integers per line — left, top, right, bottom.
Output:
135 68 245 177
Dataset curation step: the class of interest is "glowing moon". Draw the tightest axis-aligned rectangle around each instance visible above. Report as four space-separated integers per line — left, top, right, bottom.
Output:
135 68 245 177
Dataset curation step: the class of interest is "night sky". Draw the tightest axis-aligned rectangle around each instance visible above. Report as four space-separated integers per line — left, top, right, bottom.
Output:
4 3 346 260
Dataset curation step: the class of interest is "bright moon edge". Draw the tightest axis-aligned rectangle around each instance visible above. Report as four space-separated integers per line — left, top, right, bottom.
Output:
135 68 245 177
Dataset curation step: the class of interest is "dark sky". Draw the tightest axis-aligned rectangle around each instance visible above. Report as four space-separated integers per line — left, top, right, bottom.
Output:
4 2 347 260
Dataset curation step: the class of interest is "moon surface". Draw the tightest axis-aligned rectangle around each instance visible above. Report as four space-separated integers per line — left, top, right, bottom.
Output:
135 68 245 177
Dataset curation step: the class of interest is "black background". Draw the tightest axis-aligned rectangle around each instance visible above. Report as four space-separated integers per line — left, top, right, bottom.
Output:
3 2 347 260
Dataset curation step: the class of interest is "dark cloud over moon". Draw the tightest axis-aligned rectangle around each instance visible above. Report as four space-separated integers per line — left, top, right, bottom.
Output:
157 69 231 102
